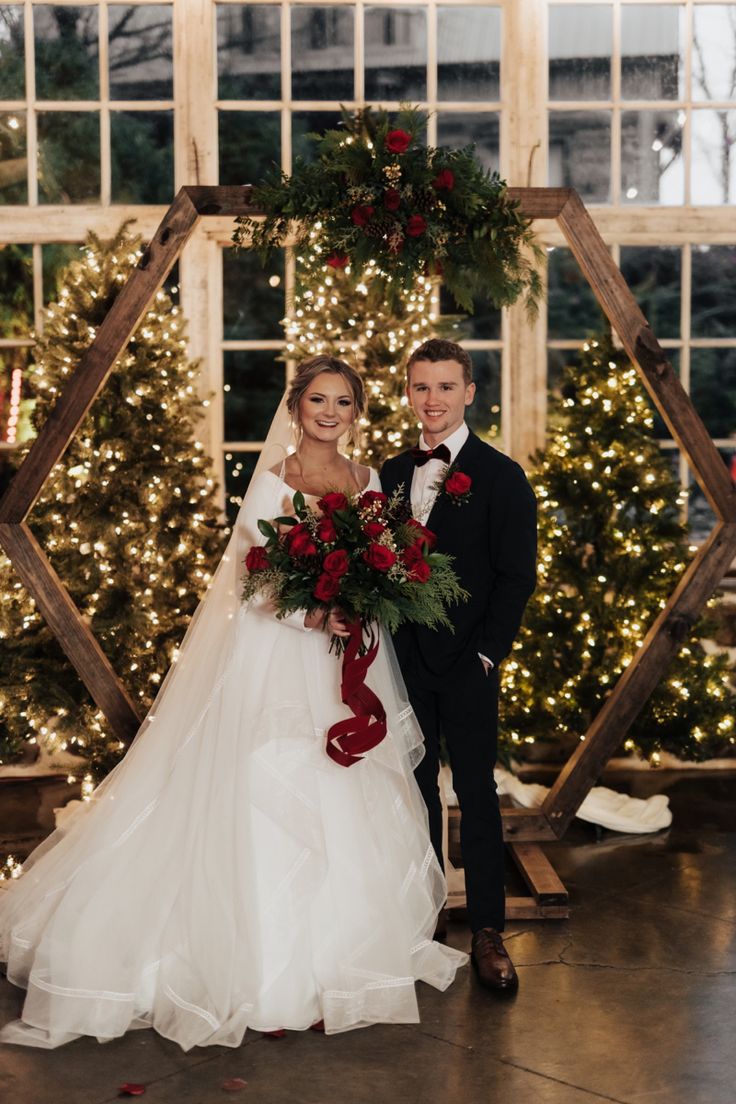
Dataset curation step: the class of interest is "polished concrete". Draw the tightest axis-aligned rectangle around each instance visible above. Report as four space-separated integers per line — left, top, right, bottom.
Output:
1 772 734 1104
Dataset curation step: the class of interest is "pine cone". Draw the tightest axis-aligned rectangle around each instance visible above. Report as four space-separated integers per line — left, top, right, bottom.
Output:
363 213 397 240
414 188 437 213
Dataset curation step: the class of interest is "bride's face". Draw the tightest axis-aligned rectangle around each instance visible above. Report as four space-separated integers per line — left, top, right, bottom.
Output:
298 371 355 444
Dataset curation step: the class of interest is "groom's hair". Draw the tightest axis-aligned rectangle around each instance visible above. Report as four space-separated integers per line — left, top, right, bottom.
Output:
406 339 473 386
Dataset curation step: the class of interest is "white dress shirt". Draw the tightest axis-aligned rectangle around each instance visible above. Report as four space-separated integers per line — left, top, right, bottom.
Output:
409 423 493 671
410 422 470 525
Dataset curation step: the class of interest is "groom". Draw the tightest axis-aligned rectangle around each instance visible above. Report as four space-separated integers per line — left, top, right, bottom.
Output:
380 339 537 991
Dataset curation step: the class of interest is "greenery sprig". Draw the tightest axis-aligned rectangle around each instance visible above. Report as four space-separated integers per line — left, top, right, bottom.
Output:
233 106 543 315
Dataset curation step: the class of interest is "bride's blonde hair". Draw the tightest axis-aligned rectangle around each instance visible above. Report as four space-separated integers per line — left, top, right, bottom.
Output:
286 355 366 448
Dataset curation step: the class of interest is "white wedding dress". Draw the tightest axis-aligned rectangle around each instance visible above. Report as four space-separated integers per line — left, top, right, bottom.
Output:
0 456 467 1051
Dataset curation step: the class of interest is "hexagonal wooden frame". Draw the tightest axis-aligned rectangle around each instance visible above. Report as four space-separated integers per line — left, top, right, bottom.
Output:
2 186 736 869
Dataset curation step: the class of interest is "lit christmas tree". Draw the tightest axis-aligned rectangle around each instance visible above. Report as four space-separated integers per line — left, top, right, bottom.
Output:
501 332 735 763
284 251 461 465
0 226 225 781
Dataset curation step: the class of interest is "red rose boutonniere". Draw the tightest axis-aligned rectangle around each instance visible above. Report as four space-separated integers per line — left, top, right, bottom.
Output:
437 465 473 506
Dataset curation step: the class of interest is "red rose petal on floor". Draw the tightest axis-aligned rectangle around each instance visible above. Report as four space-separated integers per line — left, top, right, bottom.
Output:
118 1085 146 1097
222 1078 248 1091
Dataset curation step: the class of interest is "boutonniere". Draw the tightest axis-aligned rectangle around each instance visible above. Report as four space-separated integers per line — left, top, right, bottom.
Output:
435 465 473 506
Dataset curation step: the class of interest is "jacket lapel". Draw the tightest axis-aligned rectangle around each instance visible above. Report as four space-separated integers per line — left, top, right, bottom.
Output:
425 431 478 530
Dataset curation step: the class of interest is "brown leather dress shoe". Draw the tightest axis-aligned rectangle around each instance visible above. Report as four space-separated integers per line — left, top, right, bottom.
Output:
434 907 449 943
471 928 518 991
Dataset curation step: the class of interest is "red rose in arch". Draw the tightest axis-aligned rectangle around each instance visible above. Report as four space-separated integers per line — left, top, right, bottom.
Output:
385 129 411 154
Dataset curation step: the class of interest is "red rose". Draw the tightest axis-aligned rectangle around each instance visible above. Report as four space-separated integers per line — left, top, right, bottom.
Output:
445 471 472 496
245 546 269 572
385 129 411 154
318 492 349 515
407 519 436 549
384 188 401 211
314 573 341 602
402 543 424 567
326 252 349 269
364 521 386 539
323 548 350 578
432 168 455 192
408 558 431 583
351 204 375 227
359 490 388 510
286 523 318 557
363 543 397 572
317 517 337 543
406 214 427 238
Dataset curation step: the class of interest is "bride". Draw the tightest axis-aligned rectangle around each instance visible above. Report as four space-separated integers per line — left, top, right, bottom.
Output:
0 354 467 1051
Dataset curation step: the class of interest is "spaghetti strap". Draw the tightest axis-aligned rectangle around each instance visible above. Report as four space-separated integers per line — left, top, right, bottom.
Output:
278 457 287 484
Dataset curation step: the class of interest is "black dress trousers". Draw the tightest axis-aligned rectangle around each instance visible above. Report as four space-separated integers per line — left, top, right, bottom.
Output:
406 656 505 934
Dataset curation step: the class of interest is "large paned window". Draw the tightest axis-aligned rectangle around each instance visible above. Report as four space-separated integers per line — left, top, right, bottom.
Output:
0 1 733 544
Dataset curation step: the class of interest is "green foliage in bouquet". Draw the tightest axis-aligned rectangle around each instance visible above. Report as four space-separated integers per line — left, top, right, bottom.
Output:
242 487 468 650
233 106 543 315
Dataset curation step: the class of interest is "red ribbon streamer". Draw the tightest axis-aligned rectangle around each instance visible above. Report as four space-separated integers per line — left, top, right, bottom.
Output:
326 619 387 767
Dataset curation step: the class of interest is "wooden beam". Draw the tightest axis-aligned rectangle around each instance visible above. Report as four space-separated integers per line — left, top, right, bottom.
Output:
502 806 557 841
508 186 571 219
0 522 142 743
508 842 569 906
543 521 736 836
556 190 736 522
0 188 200 523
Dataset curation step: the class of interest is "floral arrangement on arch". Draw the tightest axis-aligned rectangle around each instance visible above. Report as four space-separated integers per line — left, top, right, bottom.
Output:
232 107 543 314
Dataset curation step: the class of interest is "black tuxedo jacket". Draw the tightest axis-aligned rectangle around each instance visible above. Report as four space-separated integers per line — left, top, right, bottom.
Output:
381 431 537 678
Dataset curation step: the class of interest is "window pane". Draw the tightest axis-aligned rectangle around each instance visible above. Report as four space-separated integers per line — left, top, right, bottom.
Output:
292 109 342 164
467 350 501 441
291 6 354 101
621 5 685 100
547 248 605 339
42 242 81 304
621 109 684 204
224 450 258 524
224 350 285 442
0 112 27 204
111 110 173 203
0 345 27 445
223 247 284 341
365 6 426 101
688 452 733 542
691 109 736 205
549 4 612 100
691 348 736 438
37 111 100 203
217 3 280 100
0 242 32 336
549 110 611 202
34 5 99 101
0 5 25 98
440 284 501 340
547 347 583 398
219 111 280 185
692 5 736 102
619 246 681 340
691 246 736 337
108 4 173 100
436 112 499 173
437 6 500 102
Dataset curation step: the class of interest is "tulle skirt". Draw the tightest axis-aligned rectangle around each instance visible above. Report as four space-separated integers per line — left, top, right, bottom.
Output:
0 601 467 1051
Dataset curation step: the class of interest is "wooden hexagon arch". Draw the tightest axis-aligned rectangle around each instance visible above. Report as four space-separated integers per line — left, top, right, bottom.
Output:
2 186 736 913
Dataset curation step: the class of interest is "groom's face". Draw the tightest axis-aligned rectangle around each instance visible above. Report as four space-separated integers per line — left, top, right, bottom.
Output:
406 359 476 443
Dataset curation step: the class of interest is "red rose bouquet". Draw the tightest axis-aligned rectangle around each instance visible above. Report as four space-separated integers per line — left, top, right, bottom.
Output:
242 486 467 651
241 487 468 768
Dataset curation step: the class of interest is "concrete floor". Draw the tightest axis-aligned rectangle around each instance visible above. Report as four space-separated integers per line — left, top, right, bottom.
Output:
0 771 734 1104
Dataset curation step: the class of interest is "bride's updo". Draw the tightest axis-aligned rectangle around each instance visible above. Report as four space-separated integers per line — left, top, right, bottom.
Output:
286 355 366 444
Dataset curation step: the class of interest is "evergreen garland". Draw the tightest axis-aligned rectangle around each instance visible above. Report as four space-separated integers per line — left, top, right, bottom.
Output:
234 106 543 315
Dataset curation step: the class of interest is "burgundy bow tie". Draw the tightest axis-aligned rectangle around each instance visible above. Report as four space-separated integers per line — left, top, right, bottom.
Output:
410 442 451 467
